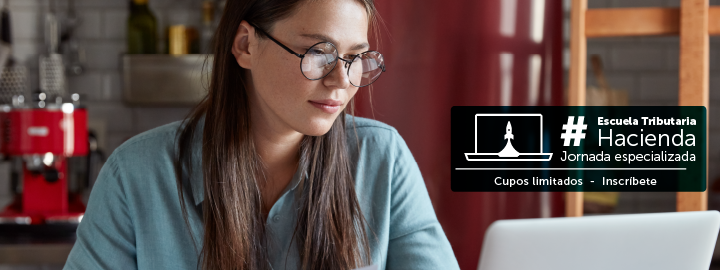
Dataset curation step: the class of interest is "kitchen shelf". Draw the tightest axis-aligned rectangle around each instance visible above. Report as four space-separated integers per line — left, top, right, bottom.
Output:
122 54 213 106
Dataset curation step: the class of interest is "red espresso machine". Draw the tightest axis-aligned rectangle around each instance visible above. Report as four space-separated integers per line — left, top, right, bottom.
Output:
0 94 88 227
0 0 89 239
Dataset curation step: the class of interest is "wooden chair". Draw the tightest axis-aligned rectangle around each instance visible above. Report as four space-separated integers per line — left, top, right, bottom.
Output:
567 0 717 216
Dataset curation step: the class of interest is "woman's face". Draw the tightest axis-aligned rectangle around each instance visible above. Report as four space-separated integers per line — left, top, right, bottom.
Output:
233 0 369 137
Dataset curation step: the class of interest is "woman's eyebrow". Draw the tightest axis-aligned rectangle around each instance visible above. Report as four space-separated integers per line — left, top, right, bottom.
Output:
300 33 369 51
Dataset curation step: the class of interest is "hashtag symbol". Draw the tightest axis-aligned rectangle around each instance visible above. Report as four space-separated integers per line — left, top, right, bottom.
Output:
561 116 587 146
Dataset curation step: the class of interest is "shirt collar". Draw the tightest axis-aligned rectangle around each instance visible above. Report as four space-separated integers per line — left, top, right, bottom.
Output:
188 115 306 205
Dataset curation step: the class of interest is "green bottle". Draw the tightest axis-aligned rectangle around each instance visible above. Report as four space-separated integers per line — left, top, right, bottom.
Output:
127 0 157 54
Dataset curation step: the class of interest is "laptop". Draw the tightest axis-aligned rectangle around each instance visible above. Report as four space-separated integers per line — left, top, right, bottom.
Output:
464 113 552 161
478 211 720 270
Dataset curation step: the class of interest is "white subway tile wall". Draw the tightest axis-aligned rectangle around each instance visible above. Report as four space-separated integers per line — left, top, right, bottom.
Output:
610 46 668 71
638 73 680 101
102 10 127 39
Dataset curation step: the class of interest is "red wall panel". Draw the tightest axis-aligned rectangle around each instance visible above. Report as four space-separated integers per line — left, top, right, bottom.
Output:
355 1 566 268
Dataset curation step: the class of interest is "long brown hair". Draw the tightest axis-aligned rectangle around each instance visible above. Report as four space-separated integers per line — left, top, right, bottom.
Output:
173 0 379 269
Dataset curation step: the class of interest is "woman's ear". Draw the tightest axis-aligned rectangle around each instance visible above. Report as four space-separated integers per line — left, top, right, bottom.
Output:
232 20 255 69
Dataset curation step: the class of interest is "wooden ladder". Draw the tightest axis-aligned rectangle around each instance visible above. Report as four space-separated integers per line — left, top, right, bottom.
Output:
567 0 717 216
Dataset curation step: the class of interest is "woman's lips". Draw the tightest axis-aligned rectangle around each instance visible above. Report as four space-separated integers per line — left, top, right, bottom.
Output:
309 99 342 114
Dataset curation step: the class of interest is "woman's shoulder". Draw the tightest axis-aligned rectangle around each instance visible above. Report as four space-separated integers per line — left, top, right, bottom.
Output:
108 120 187 164
344 114 400 139
343 115 412 162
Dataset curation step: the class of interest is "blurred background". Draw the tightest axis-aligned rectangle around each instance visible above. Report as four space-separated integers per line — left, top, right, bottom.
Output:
0 0 717 269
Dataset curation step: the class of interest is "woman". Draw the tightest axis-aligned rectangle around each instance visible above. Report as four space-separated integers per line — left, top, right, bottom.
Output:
64 0 459 269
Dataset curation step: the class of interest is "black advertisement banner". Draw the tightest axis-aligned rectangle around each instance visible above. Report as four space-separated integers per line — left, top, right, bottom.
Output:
451 106 707 192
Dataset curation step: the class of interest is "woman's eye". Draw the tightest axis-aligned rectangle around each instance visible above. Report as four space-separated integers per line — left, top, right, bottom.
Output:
307 48 324 54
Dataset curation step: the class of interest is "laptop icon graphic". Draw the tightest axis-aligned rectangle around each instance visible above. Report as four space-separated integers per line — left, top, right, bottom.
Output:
464 113 553 161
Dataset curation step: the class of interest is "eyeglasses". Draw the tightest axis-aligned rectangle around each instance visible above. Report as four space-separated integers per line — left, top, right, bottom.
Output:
249 22 386 87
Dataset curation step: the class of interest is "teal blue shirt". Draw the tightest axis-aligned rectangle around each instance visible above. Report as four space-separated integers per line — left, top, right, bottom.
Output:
63 115 460 270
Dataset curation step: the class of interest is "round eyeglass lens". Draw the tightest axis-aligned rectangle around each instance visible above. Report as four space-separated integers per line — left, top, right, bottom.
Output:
347 51 384 87
300 42 338 80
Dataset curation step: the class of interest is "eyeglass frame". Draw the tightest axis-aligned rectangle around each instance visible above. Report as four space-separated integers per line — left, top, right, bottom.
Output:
248 22 386 87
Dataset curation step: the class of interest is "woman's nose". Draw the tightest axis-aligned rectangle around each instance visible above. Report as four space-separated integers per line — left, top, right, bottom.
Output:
322 59 351 90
